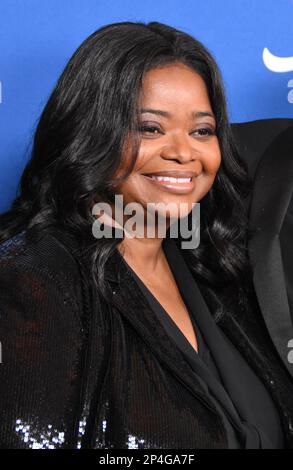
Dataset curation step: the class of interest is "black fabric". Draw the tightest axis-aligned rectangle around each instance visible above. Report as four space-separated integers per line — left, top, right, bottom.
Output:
279 194 293 325
231 118 293 178
240 123 293 378
124 238 284 449
126 265 244 449
0 227 293 449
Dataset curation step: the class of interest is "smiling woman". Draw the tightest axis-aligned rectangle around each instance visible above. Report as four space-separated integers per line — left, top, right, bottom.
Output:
0 20 293 450
113 64 221 217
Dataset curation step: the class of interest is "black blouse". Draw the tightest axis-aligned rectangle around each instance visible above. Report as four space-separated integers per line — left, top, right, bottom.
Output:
123 237 285 449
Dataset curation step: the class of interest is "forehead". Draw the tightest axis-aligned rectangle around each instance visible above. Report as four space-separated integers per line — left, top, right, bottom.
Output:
140 63 210 106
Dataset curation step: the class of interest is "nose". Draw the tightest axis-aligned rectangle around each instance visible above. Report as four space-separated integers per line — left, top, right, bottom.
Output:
160 133 199 164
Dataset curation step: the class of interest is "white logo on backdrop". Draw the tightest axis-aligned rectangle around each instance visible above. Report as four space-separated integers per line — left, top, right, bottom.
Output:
263 47 293 103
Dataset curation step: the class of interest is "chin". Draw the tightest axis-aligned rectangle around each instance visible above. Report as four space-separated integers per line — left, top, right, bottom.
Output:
145 200 194 220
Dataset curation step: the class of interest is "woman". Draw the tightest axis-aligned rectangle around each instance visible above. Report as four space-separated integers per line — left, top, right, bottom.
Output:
0 21 293 449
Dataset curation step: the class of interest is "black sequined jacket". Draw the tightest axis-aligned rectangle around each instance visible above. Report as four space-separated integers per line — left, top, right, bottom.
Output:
0 226 293 449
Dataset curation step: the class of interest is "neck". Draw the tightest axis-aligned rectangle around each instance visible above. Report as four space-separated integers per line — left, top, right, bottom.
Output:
117 235 166 273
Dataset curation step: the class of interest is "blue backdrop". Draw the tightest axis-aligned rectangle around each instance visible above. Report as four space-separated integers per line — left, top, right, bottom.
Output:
0 0 292 212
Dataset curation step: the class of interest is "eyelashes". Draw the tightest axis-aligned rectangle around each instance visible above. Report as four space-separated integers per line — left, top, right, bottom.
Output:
194 128 216 137
138 125 216 137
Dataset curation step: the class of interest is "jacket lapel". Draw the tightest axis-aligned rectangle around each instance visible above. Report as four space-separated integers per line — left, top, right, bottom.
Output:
248 126 293 378
104 247 221 417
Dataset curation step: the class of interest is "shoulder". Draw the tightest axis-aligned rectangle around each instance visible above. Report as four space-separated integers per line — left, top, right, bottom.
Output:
0 227 81 279
0 227 84 329
231 118 293 178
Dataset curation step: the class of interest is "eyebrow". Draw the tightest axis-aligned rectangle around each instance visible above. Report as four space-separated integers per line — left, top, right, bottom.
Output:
139 108 215 120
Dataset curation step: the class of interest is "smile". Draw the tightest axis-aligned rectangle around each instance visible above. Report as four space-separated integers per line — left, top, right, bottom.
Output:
149 176 192 183
141 171 198 194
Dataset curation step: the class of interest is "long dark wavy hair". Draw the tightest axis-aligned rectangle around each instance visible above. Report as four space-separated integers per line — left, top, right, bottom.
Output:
0 21 251 300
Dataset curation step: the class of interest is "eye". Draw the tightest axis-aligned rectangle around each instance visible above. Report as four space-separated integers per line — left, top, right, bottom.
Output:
192 127 216 137
138 124 216 138
139 125 161 135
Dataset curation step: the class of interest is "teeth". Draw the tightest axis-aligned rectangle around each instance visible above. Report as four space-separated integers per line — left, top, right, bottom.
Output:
150 176 192 183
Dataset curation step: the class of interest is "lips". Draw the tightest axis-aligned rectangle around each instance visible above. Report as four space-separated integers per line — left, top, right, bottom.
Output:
141 171 198 194
142 171 197 178
148 175 192 183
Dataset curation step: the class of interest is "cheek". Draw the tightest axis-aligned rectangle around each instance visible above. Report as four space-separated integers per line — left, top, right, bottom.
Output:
203 145 221 176
115 175 149 206
195 147 221 198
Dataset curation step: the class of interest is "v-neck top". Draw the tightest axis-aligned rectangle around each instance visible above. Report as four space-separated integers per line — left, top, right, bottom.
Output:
122 237 285 449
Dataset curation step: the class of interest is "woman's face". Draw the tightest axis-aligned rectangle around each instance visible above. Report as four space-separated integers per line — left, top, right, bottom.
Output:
114 62 221 221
